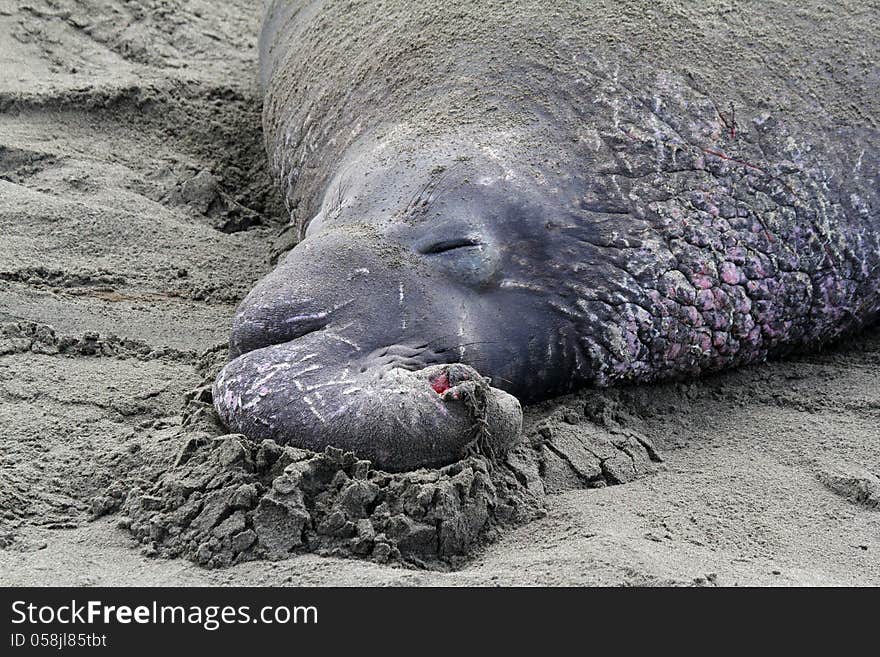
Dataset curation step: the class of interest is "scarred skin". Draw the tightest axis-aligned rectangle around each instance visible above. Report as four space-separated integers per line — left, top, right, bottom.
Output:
214 0 880 471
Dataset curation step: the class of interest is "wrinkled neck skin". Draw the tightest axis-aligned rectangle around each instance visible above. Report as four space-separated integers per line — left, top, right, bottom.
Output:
229 127 575 402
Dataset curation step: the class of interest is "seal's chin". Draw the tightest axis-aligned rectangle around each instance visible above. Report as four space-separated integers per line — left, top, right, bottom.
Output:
212 332 523 472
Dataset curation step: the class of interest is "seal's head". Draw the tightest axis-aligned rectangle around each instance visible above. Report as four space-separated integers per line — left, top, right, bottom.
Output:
212 134 580 470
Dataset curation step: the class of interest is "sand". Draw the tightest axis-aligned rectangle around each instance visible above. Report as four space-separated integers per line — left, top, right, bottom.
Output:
1 0 878 586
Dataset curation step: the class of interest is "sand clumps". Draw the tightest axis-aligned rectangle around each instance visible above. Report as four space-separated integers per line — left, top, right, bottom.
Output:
96 349 663 569
0 320 194 362
114 434 542 569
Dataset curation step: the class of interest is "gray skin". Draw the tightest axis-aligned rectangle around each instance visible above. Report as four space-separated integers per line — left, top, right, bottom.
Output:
214 0 880 471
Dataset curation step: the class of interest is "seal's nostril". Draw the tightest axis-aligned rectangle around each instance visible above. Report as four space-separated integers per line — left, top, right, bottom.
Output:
230 319 325 359
230 306 328 358
230 298 355 359
280 312 331 340
420 237 483 255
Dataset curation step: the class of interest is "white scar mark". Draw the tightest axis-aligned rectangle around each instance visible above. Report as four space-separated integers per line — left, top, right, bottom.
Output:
290 363 322 378
241 397 262 411
501 279 546 292
572 343 584 372
246 362 322 397
458 322 465 359
547 300 579 319
342 386 363 395
326 403 352 420
284 299 353 324
247 362 292 393
285 310 328 324
854 149 865 174
304 380 346 391
609 174 623 198
283 363 324 394
302 395 326 424
304 369 354 392
332 321 358 336
348 267 370 280
324 332 361 350
399 282 407 330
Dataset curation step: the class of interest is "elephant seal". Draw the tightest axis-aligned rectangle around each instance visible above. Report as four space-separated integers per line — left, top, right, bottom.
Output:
214 0 880 471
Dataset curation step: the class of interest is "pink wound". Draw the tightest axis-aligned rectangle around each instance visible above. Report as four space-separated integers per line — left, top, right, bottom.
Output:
430 372 451 394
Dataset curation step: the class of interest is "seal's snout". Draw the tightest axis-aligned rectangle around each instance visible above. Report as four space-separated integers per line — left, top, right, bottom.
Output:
214 334 523 471
229 228 393 360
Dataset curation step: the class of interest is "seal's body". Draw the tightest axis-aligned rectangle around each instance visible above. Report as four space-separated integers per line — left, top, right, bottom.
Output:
214 0 880 470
